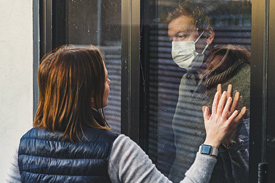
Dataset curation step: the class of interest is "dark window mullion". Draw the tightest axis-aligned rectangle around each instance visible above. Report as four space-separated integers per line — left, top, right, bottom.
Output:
267 0 275 182
40 0 52 58
52 0 67 49
121 0 141 143
250 0 268 182
40 0 67 59
33 0 40 119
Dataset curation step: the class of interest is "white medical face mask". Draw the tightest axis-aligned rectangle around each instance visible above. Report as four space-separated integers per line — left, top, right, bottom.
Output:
171 31 209 69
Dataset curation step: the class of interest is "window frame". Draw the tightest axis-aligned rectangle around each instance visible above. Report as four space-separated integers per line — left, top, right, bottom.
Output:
250 0 273 182
37 0 275 182
267 0 275 182
33 0 40 119
121 0 142 143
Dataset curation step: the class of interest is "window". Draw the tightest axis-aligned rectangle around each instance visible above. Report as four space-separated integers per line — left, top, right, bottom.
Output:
40 0 122 133
39 0 275 182
67 0 122 133
142 0 252 182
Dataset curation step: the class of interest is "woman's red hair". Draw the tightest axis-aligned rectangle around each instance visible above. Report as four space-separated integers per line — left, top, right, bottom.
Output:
33 45 109 142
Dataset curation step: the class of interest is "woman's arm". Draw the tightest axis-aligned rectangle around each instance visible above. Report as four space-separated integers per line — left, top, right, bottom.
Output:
7 149 21 183
108 91 239 183
108 134 217 183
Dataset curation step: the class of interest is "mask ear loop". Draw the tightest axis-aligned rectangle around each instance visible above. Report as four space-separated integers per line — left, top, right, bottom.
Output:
195 30 205 43
194 30 209 54
201 44 209 54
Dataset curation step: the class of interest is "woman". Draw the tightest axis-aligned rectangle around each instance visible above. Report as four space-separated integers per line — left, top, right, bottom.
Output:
9 46 240 183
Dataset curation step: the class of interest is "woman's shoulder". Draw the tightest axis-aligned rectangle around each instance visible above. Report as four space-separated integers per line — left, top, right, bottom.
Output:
112 134 139 149
20 127 40 139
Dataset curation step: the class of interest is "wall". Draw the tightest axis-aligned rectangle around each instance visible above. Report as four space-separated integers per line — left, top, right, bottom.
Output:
0 0 33 180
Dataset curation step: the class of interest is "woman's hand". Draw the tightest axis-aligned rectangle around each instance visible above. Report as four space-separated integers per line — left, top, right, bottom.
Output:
217 84 247 146
203 91 239 149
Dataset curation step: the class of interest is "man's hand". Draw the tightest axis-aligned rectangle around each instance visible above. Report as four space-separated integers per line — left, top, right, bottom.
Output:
217 84 247 146
203 91 239 149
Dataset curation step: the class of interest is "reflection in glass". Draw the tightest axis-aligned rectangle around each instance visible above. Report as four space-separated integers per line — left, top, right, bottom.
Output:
146 0 251 182
67 0 121 132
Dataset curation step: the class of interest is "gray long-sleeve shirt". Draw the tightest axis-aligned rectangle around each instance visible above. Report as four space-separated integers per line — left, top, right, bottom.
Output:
7 134 216 183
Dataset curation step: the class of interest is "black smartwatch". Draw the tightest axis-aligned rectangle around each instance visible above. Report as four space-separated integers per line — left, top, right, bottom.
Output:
199 144 218 157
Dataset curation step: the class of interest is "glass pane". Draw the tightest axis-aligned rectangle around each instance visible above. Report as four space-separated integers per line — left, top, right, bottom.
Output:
144 0 251 182
67 0 121 133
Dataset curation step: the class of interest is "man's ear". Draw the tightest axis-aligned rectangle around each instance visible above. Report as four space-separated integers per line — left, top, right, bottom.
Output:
205 26 215 45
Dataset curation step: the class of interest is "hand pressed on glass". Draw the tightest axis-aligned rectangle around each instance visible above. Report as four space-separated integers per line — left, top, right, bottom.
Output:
217 84 247 147
203 91 239 150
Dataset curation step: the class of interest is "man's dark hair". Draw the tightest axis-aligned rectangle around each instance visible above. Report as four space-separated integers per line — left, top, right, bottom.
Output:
166 0 219 32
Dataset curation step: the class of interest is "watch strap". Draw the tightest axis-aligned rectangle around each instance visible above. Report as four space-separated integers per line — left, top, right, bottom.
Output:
211 147 218 156
199 144 218 157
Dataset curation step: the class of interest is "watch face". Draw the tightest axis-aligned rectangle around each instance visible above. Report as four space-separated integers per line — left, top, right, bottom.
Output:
201 145 212 155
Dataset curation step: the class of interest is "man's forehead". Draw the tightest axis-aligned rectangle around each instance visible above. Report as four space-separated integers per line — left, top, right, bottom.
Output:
169 15 194 25
168 15 196 31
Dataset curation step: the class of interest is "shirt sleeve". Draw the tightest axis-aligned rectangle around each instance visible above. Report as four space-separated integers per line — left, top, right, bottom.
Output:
108 134 217 183
6 148 21 183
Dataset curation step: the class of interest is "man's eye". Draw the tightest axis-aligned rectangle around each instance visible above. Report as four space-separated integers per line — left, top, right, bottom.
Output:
177 35 186 41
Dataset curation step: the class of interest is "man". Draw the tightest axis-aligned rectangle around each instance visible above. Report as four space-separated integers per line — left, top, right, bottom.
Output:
167 1 250 182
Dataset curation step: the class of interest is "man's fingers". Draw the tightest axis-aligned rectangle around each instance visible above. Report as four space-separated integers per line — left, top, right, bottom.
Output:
202 106 206 113
227 110 239 124
231 91 240 113
217 84 222 93
233 112 243 124
239 106 247 118
232 106 247 126
227 84 232 98
237 96 244 111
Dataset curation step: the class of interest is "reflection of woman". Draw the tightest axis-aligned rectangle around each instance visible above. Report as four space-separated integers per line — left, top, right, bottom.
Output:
202 45 250 182
9 46 240 183
170 44 250 183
